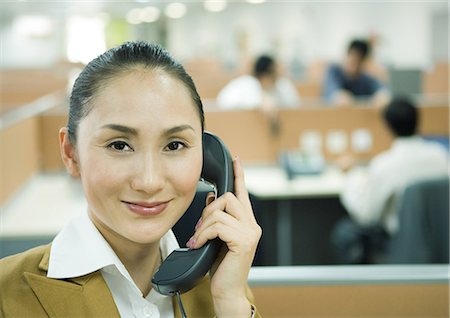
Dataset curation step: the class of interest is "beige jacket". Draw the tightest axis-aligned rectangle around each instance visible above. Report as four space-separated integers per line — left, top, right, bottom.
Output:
0 244 258 317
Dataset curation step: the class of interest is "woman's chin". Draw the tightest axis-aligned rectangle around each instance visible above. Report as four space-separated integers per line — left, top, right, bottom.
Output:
125 228 168 245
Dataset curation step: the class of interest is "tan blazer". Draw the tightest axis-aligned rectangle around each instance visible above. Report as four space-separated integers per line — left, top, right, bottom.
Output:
0 244 258 317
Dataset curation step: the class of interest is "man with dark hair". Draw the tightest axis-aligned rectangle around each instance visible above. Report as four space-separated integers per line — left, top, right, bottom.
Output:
332 96 448 263
253 55 276 78
323 39 390 107
382 96 418 136
217 55 300 109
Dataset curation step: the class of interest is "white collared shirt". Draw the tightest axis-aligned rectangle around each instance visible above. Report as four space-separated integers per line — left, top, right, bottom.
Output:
340 136 448 234
48 211 179 318
217 75 301 109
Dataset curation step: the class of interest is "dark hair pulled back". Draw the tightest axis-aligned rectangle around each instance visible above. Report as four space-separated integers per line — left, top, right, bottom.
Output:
68 41 204 144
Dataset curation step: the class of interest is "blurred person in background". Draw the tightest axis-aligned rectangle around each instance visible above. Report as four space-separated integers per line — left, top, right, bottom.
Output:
322 39 390 107
217 54 300 110
217 55 300 135
332 96 448 264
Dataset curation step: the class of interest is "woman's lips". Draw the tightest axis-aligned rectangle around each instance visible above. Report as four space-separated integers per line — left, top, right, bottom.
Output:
123 200 169 216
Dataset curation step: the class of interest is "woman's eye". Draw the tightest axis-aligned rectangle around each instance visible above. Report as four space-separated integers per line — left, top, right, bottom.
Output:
166 141 185 151
107 141 133 152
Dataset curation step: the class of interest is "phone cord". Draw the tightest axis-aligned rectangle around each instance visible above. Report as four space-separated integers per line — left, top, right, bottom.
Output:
175 291 187 318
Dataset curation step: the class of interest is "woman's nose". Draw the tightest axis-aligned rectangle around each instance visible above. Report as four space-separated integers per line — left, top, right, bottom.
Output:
130 154 165 194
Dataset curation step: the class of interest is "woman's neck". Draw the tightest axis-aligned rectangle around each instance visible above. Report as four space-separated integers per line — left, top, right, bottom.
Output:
114 242 161 297
91 216 162 296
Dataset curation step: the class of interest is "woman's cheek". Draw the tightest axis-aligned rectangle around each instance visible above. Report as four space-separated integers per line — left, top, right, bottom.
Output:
169 154 202 196
82 155 127 192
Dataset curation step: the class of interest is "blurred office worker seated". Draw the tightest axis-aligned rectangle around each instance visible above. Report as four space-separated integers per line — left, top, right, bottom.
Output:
333 96 449 264
322 38 391 108
216 55 301 110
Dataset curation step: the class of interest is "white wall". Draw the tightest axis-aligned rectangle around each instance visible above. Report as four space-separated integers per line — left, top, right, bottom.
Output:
168 1 447 69
0 1 447 70
0 16 64 69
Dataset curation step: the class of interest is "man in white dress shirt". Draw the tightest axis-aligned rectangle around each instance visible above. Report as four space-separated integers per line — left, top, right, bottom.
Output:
217 55 301 110
333 96 448 263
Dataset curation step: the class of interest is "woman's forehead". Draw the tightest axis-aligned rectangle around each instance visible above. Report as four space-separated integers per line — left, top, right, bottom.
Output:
82 71 201 130
96 70 192 107
102 68 179 90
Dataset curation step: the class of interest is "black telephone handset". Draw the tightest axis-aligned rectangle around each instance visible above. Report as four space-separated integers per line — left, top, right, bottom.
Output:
152 131 234 296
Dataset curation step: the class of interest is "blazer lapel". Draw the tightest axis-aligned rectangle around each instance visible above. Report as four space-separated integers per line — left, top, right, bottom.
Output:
25 246 120 318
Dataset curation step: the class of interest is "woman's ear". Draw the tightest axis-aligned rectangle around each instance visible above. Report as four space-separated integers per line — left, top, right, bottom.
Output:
205 191 216 206
59 127 80 177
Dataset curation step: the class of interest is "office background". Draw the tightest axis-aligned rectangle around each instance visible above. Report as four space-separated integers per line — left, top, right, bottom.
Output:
1 0 448 258
1 2 449 316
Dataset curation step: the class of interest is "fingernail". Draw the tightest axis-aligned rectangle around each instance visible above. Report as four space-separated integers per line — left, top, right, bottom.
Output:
186 237 192 248
187 237 196 249
195 218 202 230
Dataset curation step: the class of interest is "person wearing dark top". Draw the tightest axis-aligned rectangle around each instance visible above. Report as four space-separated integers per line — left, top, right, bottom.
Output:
323 39 390 107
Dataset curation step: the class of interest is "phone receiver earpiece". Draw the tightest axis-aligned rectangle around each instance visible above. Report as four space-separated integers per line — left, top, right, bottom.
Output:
201 131 234 196
151 132 234 296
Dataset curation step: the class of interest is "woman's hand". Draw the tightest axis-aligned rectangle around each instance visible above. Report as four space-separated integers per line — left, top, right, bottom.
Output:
186 156 262 317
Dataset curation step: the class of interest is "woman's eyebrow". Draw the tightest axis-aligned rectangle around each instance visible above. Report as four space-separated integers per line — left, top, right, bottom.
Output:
163 125 195 136
101 124 138 136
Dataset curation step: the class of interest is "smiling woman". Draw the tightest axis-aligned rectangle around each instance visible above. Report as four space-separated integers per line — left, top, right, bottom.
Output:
69 69 203 249
0 41 261 318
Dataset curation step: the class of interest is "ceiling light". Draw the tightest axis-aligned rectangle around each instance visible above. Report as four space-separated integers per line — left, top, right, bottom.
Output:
126 8 143 24
165 2 187 19
14 15 54 38
141 6 160 23
246 0 266 3
204 0 227 12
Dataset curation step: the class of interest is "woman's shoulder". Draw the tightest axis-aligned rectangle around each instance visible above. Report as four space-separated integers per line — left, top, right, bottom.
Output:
0 244 51 283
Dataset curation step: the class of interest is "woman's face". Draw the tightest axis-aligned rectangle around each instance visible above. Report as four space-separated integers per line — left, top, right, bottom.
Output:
71 70 203 245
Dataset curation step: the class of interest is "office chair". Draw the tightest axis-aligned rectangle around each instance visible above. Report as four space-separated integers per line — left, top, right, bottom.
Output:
388 177 449 264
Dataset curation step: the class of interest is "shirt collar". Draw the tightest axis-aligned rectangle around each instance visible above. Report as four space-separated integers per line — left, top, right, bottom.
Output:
47 211 180 280
392 135 421 149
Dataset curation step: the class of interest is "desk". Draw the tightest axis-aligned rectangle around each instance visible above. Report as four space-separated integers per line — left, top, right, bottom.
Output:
244 165 348 265
244 165 344 199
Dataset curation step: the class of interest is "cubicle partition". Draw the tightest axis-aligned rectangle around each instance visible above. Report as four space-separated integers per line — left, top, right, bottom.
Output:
249 265 449 317
1 68 68 206
0 93 63 205
0 116 40 204
205 103 449 164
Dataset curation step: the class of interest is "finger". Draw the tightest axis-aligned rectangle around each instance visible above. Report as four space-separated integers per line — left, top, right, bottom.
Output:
196 209 239 240
232 156 253 211
192 215 260 255
201 192 244 221
190 217 240 250
188 211 239 248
